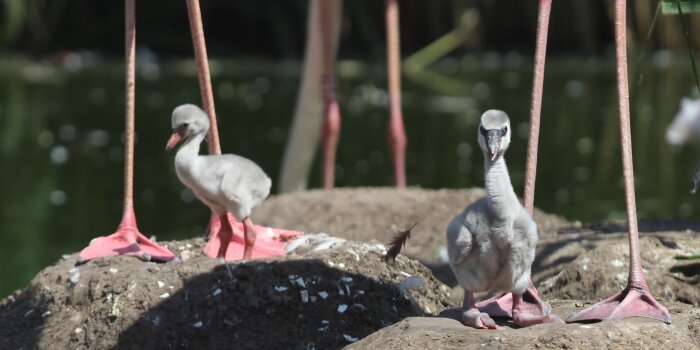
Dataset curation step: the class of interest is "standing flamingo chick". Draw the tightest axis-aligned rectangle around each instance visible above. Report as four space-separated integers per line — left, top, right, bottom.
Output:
166 104 271 260
445 110 559 329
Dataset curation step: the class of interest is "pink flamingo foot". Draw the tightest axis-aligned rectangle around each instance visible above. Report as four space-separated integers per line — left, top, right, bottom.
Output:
79 210 175 263
476 282 563 327
203 213 303 260
440 291 500 329
476 292 513 318
566 285 671 324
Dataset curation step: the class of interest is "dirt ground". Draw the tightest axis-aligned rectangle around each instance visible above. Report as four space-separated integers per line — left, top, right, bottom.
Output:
1 187 699 349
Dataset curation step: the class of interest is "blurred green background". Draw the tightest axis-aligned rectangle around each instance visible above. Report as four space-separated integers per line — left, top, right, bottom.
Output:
1 0 699 296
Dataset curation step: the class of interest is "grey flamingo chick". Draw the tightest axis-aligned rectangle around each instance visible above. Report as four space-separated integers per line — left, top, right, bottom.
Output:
166 104 279 260
444 110 560 329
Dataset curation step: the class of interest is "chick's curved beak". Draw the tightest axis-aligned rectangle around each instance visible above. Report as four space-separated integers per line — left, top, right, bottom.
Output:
166 129 184 151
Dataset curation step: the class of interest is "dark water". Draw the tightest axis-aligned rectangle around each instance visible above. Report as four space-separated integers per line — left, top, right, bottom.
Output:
1 53 698 296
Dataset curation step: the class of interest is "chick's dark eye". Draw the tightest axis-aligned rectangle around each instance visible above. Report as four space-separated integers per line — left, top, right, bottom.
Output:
501 126 508 136
181 123 189 128
479 126 487 134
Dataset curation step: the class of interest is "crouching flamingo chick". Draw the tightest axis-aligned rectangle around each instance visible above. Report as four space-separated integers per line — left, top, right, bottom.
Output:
442 110 561 329
166 104 299 260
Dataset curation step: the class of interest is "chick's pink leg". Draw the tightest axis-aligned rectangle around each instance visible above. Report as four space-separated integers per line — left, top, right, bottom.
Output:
204 213 303 260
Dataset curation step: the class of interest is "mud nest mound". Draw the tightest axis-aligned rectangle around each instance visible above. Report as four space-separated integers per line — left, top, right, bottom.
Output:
0 238 451 350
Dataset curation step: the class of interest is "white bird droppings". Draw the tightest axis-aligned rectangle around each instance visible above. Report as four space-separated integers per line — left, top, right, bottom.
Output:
74 328 83 334
157 281 165 288
275 286 289 292
158 293 170 299
610 259 624 268
109 268 118 274
399 271 412 277
337 304 348 314
212 288 222 296
193 321 203 328
69 270 81 284
338 263 345 268
41 311 51 318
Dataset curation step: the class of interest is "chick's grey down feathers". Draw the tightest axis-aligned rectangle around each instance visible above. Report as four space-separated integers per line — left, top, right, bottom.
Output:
447 110 537 294
170 104 271 220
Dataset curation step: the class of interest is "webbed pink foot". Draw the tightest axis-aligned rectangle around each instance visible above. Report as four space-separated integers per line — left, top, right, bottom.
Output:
462 308 499 329
566 285 670 324
203 213 303 260
79 211 175 262
476 282 563 327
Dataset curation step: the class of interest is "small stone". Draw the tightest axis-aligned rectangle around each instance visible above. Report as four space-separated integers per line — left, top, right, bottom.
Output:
295 277 306 288
74 328 83 334
318 291 329 299
213 288 222 296
159 293 170 299
41 311 51 318
574 302 582 307
275 286 289 292
301 290 309 303
338 263 345 268
180 250 192 262
185 243 193 249
157 281 165 288
193 321 203 328
109 268 118 274
24 309 34 317
337 304 348 314
343 334 358 342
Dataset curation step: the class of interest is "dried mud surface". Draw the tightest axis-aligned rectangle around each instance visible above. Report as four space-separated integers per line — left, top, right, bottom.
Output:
2 187 699 349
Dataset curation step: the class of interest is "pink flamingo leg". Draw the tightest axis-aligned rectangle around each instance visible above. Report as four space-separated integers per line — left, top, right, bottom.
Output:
566 0 670 324
186 0 302 259
385 0 407 187
80 0 174 263
319 0 342 189
475 0 559 324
